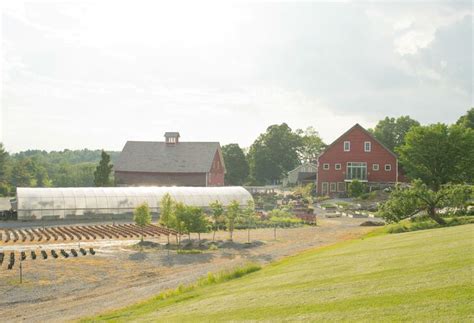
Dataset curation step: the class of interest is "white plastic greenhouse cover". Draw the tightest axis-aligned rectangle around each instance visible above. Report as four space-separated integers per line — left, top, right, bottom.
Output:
16 186 253 220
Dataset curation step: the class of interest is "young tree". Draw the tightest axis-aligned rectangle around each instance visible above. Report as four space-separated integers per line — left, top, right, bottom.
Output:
241 199 256 243
397 124 474 191
348 180 366 198
187 206 209 242
134 202 152 241
160 194 175 227
174 202 188 244
370 116 420 152
94 150 113 187
225 200 241 241
378 180 473 225
209 200 224 241
221 144 249 185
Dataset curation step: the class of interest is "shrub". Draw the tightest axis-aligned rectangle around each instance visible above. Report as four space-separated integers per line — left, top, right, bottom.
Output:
348 180 366 198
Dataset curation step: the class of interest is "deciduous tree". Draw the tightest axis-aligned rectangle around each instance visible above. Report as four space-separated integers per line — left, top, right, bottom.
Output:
209 200 224 241
134 202 152 241
221 144 249 185
378 180 473 225
456 108 474 129
397 123 474 190
370 116 420 152
225 200 241 241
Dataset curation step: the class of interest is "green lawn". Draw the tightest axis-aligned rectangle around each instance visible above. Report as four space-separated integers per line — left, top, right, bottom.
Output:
88 225 474 322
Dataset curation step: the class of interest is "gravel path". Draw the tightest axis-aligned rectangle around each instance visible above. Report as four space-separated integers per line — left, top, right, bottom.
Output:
0 217 375 322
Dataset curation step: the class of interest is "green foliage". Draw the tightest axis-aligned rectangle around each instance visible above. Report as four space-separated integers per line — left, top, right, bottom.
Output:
378 180 473 225
0 143 8 185
133 202 152 241
221 144 249 185
385 217 474 234
370 115 420 152
225 200 241 240
247 123 303 184
348 179 366 197
173 203 209 238
295 126 326 162
94 150 113 187
159 193 176 228
268 206 301 226
209 200 225 233
456 108 474 129
397 123 474 191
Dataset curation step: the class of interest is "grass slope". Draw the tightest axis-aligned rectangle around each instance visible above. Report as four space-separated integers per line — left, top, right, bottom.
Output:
89 225 474 322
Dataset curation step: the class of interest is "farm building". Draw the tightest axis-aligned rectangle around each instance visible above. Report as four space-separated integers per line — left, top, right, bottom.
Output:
14 186 252 221
283 163 317 186
115 132 226 187
316 123 401 197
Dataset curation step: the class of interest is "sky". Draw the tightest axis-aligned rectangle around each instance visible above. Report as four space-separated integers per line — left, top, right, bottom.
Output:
1 0 472 153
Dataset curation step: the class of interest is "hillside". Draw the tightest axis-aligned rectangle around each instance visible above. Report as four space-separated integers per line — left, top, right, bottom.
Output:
89 225 474 322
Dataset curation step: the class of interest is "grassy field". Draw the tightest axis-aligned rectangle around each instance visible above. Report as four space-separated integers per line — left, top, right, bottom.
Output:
87 224 474 322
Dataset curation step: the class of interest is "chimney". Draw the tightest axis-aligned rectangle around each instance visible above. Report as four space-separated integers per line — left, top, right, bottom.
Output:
164 132 180 145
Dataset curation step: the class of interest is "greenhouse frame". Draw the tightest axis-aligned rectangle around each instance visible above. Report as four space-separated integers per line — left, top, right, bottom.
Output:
15 186 253 221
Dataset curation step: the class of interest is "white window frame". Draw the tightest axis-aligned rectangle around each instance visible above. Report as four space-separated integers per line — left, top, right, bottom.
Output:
330 182 337 192
343 141 350 152
337 182 345 192
372 164 379 171
364 141 371 152
323 163 330 170
385 164 392 171
335 163 341 170
322 182 329 194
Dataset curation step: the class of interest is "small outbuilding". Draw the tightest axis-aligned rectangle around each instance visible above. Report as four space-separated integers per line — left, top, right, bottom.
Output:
284 163 317 186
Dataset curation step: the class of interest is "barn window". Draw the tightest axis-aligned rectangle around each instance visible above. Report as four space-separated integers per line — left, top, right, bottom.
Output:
344 141 350 152
337 182 345 192
346 162 367 180
335 163 341 170
372 164 379 171
323 163 330 170
385 164 392 171
364 141 371 152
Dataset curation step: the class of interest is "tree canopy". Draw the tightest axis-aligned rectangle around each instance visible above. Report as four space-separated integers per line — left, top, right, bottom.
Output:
378 180 473 225
296 126 326 162
247 123 303 185
221 144 249 185
456 108 474 129
370 116 420 152
397 123 474 190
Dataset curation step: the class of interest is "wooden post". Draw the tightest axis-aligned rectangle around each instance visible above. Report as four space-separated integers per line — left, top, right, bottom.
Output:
19 260 23 284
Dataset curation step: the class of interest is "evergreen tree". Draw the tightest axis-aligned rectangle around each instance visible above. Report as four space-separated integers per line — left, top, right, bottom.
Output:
94 150 113 187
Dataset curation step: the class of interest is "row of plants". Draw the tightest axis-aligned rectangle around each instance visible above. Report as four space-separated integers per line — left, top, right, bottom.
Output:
133 194 305 244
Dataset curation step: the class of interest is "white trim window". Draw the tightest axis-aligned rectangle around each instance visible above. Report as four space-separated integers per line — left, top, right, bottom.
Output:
330 182 337 192
372 163 379 171
385 164 392 171
344 141 351 152
323 163 330 170
364 141 371 152
335 163 341 170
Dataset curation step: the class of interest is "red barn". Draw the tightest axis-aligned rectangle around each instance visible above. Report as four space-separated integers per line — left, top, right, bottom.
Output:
316 124 400 196
115 132 225 187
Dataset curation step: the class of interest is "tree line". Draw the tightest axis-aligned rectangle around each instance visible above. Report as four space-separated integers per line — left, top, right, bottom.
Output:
0 148 118 196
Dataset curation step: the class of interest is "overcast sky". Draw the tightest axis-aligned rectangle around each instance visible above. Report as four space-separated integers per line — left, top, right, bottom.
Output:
1 0 472 152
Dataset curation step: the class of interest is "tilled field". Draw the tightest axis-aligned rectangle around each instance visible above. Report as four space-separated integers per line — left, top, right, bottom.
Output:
0 217 376 322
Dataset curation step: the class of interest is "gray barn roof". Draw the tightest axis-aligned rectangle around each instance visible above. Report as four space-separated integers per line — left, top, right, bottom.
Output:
115 141 221 173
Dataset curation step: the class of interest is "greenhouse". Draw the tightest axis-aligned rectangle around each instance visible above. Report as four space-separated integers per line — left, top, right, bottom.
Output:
15 186 253 221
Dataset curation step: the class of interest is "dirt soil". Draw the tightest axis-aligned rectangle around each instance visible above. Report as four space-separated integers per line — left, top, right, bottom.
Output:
0 217 376 322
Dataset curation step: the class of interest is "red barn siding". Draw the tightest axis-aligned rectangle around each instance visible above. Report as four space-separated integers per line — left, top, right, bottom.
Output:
115 171 207 186
316 124 399 196
208 150 225 186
